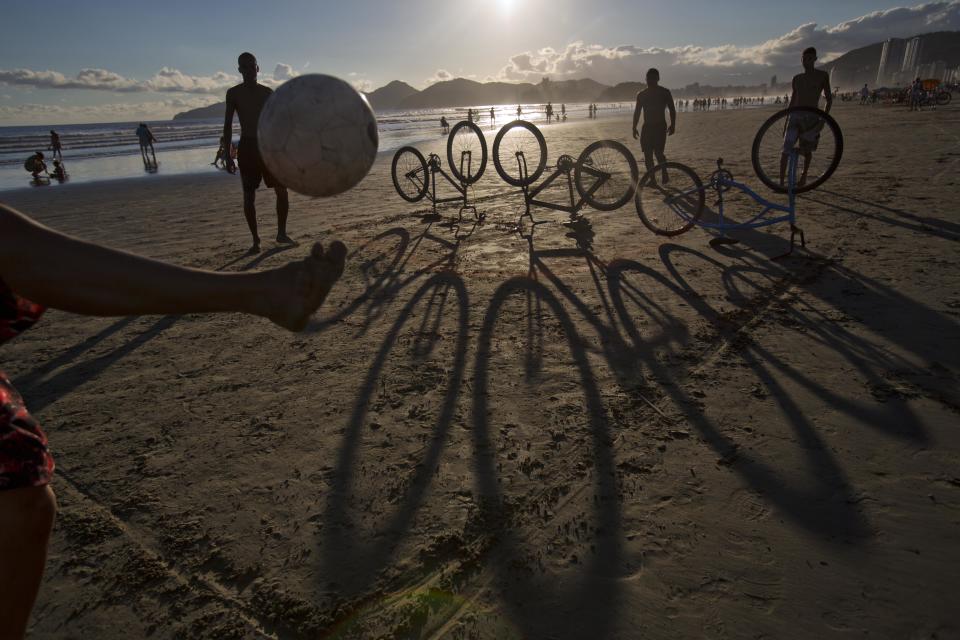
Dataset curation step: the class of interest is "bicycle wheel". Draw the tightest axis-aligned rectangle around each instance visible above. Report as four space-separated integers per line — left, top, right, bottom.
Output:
392 146 429 202
751 106 842 194
635 162 705 236
492 120 547 186
574 140 639 211
937 91 952 106
447 120 487 184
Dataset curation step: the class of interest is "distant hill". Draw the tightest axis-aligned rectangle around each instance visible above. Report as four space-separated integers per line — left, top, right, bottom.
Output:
597 82 646 102
173 102 224 121
365 80 419 110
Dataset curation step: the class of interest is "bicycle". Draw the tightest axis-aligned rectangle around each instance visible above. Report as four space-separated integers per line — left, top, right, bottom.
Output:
633 106 843 259
391 120 487 218
491 119 638 226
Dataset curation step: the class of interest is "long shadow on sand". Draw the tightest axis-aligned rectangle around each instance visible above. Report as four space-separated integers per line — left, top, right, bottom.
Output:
316 272 470 611
14 245 298 412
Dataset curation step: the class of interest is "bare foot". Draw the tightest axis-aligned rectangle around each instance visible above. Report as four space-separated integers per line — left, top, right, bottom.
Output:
265 241 347 331
247 241 261 255
277 233 294 244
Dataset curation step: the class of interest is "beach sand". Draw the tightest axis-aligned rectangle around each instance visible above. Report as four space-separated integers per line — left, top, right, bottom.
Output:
2 103 958 639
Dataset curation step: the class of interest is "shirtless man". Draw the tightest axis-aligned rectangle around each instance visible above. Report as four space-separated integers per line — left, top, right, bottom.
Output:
781 47 832 187
632 68 676 184
224 52 291 253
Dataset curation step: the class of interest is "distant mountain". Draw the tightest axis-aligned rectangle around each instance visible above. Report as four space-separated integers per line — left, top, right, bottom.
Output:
365 80 419 110
173 102 224 121
597 82 646 102
822 30 960 88
397 77 614 109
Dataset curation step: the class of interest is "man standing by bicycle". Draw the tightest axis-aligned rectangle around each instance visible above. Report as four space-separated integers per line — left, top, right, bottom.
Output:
780 46 832 188
632 68 676 184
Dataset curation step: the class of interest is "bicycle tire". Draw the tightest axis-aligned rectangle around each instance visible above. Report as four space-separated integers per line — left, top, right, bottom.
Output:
635 162 705 236
447 120 487 185
751 106 843 194
937 91 951 106
492 120 547 187
392 146 429 203
574 140 639 211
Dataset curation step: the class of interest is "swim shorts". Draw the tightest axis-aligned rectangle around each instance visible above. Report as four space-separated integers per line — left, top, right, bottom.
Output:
640 123 667 155
0 280 53 491
238 138 280 192
783 113 824 153
0 374 54 490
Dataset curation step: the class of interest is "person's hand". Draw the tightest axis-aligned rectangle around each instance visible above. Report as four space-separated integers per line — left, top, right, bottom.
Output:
632 128 639 139
668 124 675 136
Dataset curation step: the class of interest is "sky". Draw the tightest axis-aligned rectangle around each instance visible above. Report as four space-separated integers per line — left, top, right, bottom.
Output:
0 0 958 125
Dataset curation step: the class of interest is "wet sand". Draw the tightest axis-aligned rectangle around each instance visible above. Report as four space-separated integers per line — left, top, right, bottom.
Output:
2 102 958 639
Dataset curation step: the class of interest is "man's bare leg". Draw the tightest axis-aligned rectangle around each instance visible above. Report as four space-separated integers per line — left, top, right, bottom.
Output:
275 186 292 244
243 189 261 253
0 485 57 640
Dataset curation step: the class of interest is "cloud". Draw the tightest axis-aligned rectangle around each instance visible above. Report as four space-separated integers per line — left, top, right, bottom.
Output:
0 67 240 95
273 63 297 81
0 97 216 125
424 69 453 86
497 1 960 86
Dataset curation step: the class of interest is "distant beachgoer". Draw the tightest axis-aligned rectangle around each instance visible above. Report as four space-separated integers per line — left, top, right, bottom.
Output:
467 108 474 123
489 107 495 123
546 102 553 123
632 68 676 184
781 46 832 187
48 131 62 161
135 123 157 167
909 77 923 111
23 152 46 180
440 116 449 134
223 52 291 253
517 104 522 118
0 201 348 640
561 103 566 118
50 160 66 183
860 84 869 105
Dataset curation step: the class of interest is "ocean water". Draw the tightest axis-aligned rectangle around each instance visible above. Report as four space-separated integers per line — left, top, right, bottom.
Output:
0 102 638 192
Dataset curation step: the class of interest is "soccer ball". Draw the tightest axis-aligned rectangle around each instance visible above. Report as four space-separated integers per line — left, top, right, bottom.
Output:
258 74 379 197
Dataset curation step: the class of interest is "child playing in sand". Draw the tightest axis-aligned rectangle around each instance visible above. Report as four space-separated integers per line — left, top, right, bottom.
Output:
0 202 347 639
23 152 47 181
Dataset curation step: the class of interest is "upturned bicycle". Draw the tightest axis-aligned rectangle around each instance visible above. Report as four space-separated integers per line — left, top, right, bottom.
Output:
633 106 843 258
391 120 488 217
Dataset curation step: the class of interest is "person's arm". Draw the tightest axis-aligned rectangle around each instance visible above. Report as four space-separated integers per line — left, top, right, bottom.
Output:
222 89 236 169
0 204 345 330
667 91 677 135
822 75 833 112
632 93 642 139
789 77 798 108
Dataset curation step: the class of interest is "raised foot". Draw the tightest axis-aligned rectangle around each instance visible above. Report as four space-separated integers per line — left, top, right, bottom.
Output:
276 234 294 244
266 241 348 332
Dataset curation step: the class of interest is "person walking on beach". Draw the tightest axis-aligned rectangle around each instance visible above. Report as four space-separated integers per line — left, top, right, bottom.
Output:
223 52 291 254
440 116 449 134
489 107 495 123
0 201 347 640
780 46 832 188
516 104 522 118
860 83 869 105
48 131 62 162
632 68 676 184
135 123 158 167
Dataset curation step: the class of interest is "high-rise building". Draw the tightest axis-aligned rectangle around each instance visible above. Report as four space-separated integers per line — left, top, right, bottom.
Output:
901 37 923 79
876 38 906 86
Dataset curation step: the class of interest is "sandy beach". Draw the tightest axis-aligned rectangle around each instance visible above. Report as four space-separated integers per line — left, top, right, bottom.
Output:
2 102 958 639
